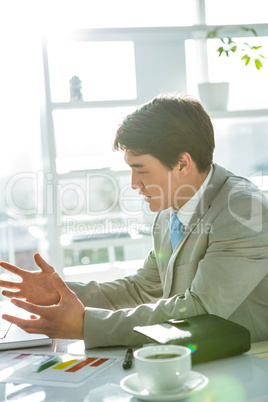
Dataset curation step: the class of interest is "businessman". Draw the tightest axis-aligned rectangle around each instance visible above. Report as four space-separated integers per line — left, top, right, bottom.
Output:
0 93 268 348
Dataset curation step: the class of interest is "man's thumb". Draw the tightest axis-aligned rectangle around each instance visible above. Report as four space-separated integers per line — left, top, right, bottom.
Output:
51 272 69 296
34 253 54 272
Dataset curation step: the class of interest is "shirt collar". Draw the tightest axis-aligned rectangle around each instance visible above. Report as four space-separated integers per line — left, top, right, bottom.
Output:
171 165 214 227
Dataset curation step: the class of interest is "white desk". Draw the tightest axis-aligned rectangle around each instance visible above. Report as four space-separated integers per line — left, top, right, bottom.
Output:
0 339 267 402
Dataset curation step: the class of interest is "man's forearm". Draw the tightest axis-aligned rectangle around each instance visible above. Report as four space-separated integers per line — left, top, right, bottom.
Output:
83 289 206 349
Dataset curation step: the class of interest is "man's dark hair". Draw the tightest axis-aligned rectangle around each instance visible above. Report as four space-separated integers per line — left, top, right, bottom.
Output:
113 93 215 173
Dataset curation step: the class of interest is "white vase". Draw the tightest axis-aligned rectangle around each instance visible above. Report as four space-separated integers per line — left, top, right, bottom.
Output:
198 82 229 111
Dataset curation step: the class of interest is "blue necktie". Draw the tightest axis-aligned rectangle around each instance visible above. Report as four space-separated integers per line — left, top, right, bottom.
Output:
170 212 183 250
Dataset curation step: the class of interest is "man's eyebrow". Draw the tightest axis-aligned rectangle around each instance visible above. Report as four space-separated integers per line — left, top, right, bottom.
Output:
128 163 145 168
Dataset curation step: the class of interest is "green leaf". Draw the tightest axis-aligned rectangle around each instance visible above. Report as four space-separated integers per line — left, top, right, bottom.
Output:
231 45 237 53
207 27 222 39
251 28 258 37
251 45 262 50
241 26 258 37
217 47 224 56
241 55 250 66
207 31 217 39
255 59 263 70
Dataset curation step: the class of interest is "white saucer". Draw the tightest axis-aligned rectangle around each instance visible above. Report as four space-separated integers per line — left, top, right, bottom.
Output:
120 370 208 401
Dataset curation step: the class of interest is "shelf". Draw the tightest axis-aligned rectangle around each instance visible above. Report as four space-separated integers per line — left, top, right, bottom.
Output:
61 212 133 223
50 100 268 119
57 168 131 180
50 99 141 110
44 23 268 43
208 109 268 119
63 259 145 281
63 234 152 250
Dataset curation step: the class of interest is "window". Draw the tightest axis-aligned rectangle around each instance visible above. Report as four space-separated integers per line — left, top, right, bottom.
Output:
205 0 268 25
42 25 188 277
206 37 268 110
41 0 196 30
213 117 268 177
48 41 137 102
53 107 135 173
0 3 46 272
185 36 268 111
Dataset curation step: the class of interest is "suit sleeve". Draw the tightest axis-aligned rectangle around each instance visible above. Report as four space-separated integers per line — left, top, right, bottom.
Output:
67 248 163 310
82 288 206 349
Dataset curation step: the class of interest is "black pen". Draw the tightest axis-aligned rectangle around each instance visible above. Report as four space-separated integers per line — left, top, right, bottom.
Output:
123 347 133 369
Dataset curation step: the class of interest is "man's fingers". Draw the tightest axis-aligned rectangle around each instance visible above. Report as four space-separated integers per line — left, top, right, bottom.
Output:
2 314 45 334
0 280 21 290
0 280 24 299
11 298 49 318
34 254 54 273
0 262 26 278
2 314 26 326
2 290 22 299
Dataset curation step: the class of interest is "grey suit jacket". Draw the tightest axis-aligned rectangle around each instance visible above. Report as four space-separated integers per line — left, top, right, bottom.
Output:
68 164 268 348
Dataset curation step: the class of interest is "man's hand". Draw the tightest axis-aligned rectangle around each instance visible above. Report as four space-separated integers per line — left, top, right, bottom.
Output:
0 254 60 306
2 272 85 340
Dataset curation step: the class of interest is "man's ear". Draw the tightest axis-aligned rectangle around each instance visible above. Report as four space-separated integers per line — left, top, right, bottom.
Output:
176 153 192 174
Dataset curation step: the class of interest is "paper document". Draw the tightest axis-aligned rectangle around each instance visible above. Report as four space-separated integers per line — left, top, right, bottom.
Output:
0 351 121 387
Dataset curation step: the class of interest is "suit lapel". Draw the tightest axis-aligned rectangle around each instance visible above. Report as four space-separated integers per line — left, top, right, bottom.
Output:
163 164 229 298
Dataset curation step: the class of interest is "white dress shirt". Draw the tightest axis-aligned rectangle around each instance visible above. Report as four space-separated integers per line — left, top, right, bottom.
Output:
172 165 213 228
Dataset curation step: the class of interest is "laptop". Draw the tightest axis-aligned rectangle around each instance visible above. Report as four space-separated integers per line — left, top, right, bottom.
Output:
0 300 52 350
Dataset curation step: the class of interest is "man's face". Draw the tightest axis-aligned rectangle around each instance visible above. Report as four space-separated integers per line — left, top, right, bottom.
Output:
124 152 182 212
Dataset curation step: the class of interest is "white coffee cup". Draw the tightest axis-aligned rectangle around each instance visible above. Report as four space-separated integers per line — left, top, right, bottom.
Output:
134 345 191 395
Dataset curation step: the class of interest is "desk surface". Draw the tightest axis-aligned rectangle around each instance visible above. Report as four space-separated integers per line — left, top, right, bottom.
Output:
0 339 267 402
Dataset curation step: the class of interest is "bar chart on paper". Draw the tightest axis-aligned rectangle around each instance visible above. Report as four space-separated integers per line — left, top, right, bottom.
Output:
0 352 119 387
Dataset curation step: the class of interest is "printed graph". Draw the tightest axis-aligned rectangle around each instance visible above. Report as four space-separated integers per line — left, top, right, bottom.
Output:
0 352 119 387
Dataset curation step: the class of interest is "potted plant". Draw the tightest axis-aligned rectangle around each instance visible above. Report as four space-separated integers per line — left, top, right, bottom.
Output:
198 26 265 111
207 26 265 70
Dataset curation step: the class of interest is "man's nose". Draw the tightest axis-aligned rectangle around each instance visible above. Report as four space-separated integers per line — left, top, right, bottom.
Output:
131 169 143 190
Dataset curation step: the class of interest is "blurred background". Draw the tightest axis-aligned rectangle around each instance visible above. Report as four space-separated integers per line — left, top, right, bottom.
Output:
0 0 267 286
